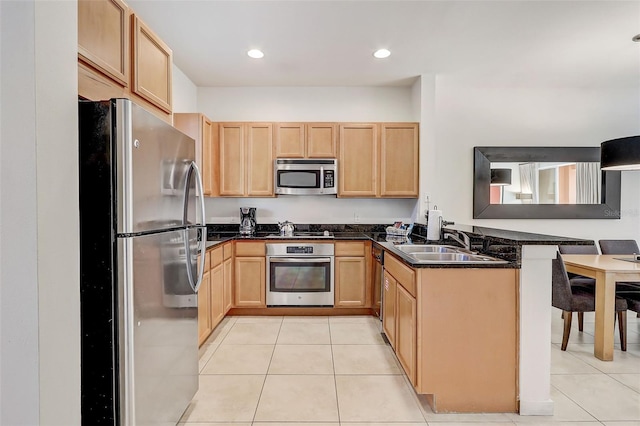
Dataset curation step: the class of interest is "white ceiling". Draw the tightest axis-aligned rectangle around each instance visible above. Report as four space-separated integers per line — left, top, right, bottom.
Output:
127 0 640 88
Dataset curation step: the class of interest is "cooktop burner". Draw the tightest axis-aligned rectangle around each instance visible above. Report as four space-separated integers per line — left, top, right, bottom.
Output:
265 231 334 239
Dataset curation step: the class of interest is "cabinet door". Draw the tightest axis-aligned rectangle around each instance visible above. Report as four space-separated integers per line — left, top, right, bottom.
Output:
335 257 366 307
223 257 233 313
78 0 130 87
210 263 224 330
197 268 212 346
173 113 214 196
382 271 397 348
339 124 378 197
275 123 305 158
219 123 245 196
396 283 417 385
380 123 419 197
306 123 337 158
234 257 266 307
201 117 214 196
246 123 274 196
131 14 172 113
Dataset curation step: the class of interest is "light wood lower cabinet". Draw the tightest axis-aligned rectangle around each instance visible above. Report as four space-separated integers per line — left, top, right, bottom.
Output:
234 241 266 307
223 243 233 313
416 268 517 413
210 262 224 329
382 253 417 384
382 270 397 348
396 283 417 386
334 241 371 308
197 251 212 346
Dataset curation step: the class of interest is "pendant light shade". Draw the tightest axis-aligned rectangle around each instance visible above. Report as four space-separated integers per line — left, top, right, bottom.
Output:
490 168 512 186
601 136 640 171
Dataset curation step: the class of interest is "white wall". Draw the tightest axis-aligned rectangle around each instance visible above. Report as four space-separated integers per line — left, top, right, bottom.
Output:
172 64 198 112
198 86 419 224
1 3 40 424
198 86 413 121
1 1 80 424
428 75 640 242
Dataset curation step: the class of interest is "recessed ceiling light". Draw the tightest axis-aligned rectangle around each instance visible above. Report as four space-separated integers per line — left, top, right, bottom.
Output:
633 34 640 42
373 49 391 59
247 49 264 59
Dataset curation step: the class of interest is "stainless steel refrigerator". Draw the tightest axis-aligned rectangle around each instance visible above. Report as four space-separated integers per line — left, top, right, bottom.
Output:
79 99 206 425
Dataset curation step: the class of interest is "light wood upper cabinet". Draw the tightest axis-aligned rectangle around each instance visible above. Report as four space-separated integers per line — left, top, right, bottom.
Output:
174 113 215 196
338 122 418 198
274 123 337 158
246 123 274 196
78 0 130 87
380 123 419 198
131 14 172 113
307 123 337 158
338 124 378 197
218 123 273 197
275 123 305 158
219 123 245 196
78 0 173 122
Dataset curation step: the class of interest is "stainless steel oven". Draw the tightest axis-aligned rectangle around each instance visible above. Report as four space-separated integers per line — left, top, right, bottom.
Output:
266 243 334 306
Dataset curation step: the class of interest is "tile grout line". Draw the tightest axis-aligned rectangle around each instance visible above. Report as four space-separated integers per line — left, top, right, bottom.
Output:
329 319 343 424
250 316 284 425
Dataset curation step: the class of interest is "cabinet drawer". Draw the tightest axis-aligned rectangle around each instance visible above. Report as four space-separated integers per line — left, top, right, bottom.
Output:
210 246 223 268
235 241 266 257
335 241 366 257
385 253 416 297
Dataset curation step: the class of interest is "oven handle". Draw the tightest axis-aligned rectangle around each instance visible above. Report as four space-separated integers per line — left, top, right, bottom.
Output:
268 257 332 263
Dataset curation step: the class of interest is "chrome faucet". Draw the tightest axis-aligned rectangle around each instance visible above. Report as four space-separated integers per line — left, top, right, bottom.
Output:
444 229 471 251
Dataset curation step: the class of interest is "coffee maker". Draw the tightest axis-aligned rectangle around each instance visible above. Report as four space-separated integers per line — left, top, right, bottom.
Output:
239 207 256 236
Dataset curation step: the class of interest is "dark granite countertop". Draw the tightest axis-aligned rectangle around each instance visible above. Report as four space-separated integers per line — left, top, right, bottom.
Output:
442 224 595 246
204 223 592 269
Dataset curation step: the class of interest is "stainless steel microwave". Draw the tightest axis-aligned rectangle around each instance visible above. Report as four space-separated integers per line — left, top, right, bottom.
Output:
274 158 337 195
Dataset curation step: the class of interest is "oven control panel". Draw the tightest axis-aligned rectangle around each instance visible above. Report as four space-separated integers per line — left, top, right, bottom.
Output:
286 246 314 254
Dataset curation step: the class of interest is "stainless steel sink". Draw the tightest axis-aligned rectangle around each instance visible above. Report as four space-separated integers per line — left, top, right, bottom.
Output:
394 245 461 254
390 244 508 264
409 252 506 263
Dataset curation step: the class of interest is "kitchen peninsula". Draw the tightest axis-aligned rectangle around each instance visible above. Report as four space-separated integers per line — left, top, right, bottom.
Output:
200 222 592 414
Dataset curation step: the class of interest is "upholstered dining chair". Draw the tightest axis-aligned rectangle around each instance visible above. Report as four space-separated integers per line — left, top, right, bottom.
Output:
558 244 598 289
558 245 598 331
598 239 640 317
552 252 628 351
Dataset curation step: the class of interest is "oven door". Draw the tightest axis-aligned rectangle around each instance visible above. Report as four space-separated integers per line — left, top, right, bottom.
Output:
266 256 334 306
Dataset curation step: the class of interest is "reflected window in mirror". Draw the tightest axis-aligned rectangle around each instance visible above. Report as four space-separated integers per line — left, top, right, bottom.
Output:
489 161 601 205
474 147 621 219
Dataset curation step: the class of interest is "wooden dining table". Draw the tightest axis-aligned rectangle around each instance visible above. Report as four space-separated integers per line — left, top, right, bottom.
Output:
562 254 640 361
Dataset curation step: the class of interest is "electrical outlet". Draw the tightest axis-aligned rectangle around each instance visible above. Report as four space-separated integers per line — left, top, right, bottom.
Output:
354 213 360 223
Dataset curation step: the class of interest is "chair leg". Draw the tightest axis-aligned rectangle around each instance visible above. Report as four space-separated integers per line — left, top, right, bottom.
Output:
578 312 584 332
618 310 627 352
561 311 572 351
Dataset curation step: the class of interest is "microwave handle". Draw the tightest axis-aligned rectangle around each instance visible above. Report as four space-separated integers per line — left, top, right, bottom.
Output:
320 166 324 190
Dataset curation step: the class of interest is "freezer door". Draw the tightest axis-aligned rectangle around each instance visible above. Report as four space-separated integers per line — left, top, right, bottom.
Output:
118 229 198 426
114 99 197 234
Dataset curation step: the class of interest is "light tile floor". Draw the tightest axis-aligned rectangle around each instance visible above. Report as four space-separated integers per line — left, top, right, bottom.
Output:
183 310 640 425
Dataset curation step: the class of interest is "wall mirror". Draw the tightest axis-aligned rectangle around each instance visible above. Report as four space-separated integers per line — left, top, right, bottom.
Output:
473 147 621 219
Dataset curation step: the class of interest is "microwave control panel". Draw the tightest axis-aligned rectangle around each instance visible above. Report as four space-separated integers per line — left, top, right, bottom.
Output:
324 170 335 188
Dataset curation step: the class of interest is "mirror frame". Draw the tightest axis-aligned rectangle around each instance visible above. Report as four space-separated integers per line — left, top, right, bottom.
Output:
473 146 621 219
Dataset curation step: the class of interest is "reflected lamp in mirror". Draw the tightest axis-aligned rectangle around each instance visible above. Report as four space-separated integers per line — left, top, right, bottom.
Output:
601 136 640 171
474 146 621 219
490 168 512 186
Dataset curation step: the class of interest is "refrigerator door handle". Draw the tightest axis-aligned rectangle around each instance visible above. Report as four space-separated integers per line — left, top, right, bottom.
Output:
183 161 207 292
